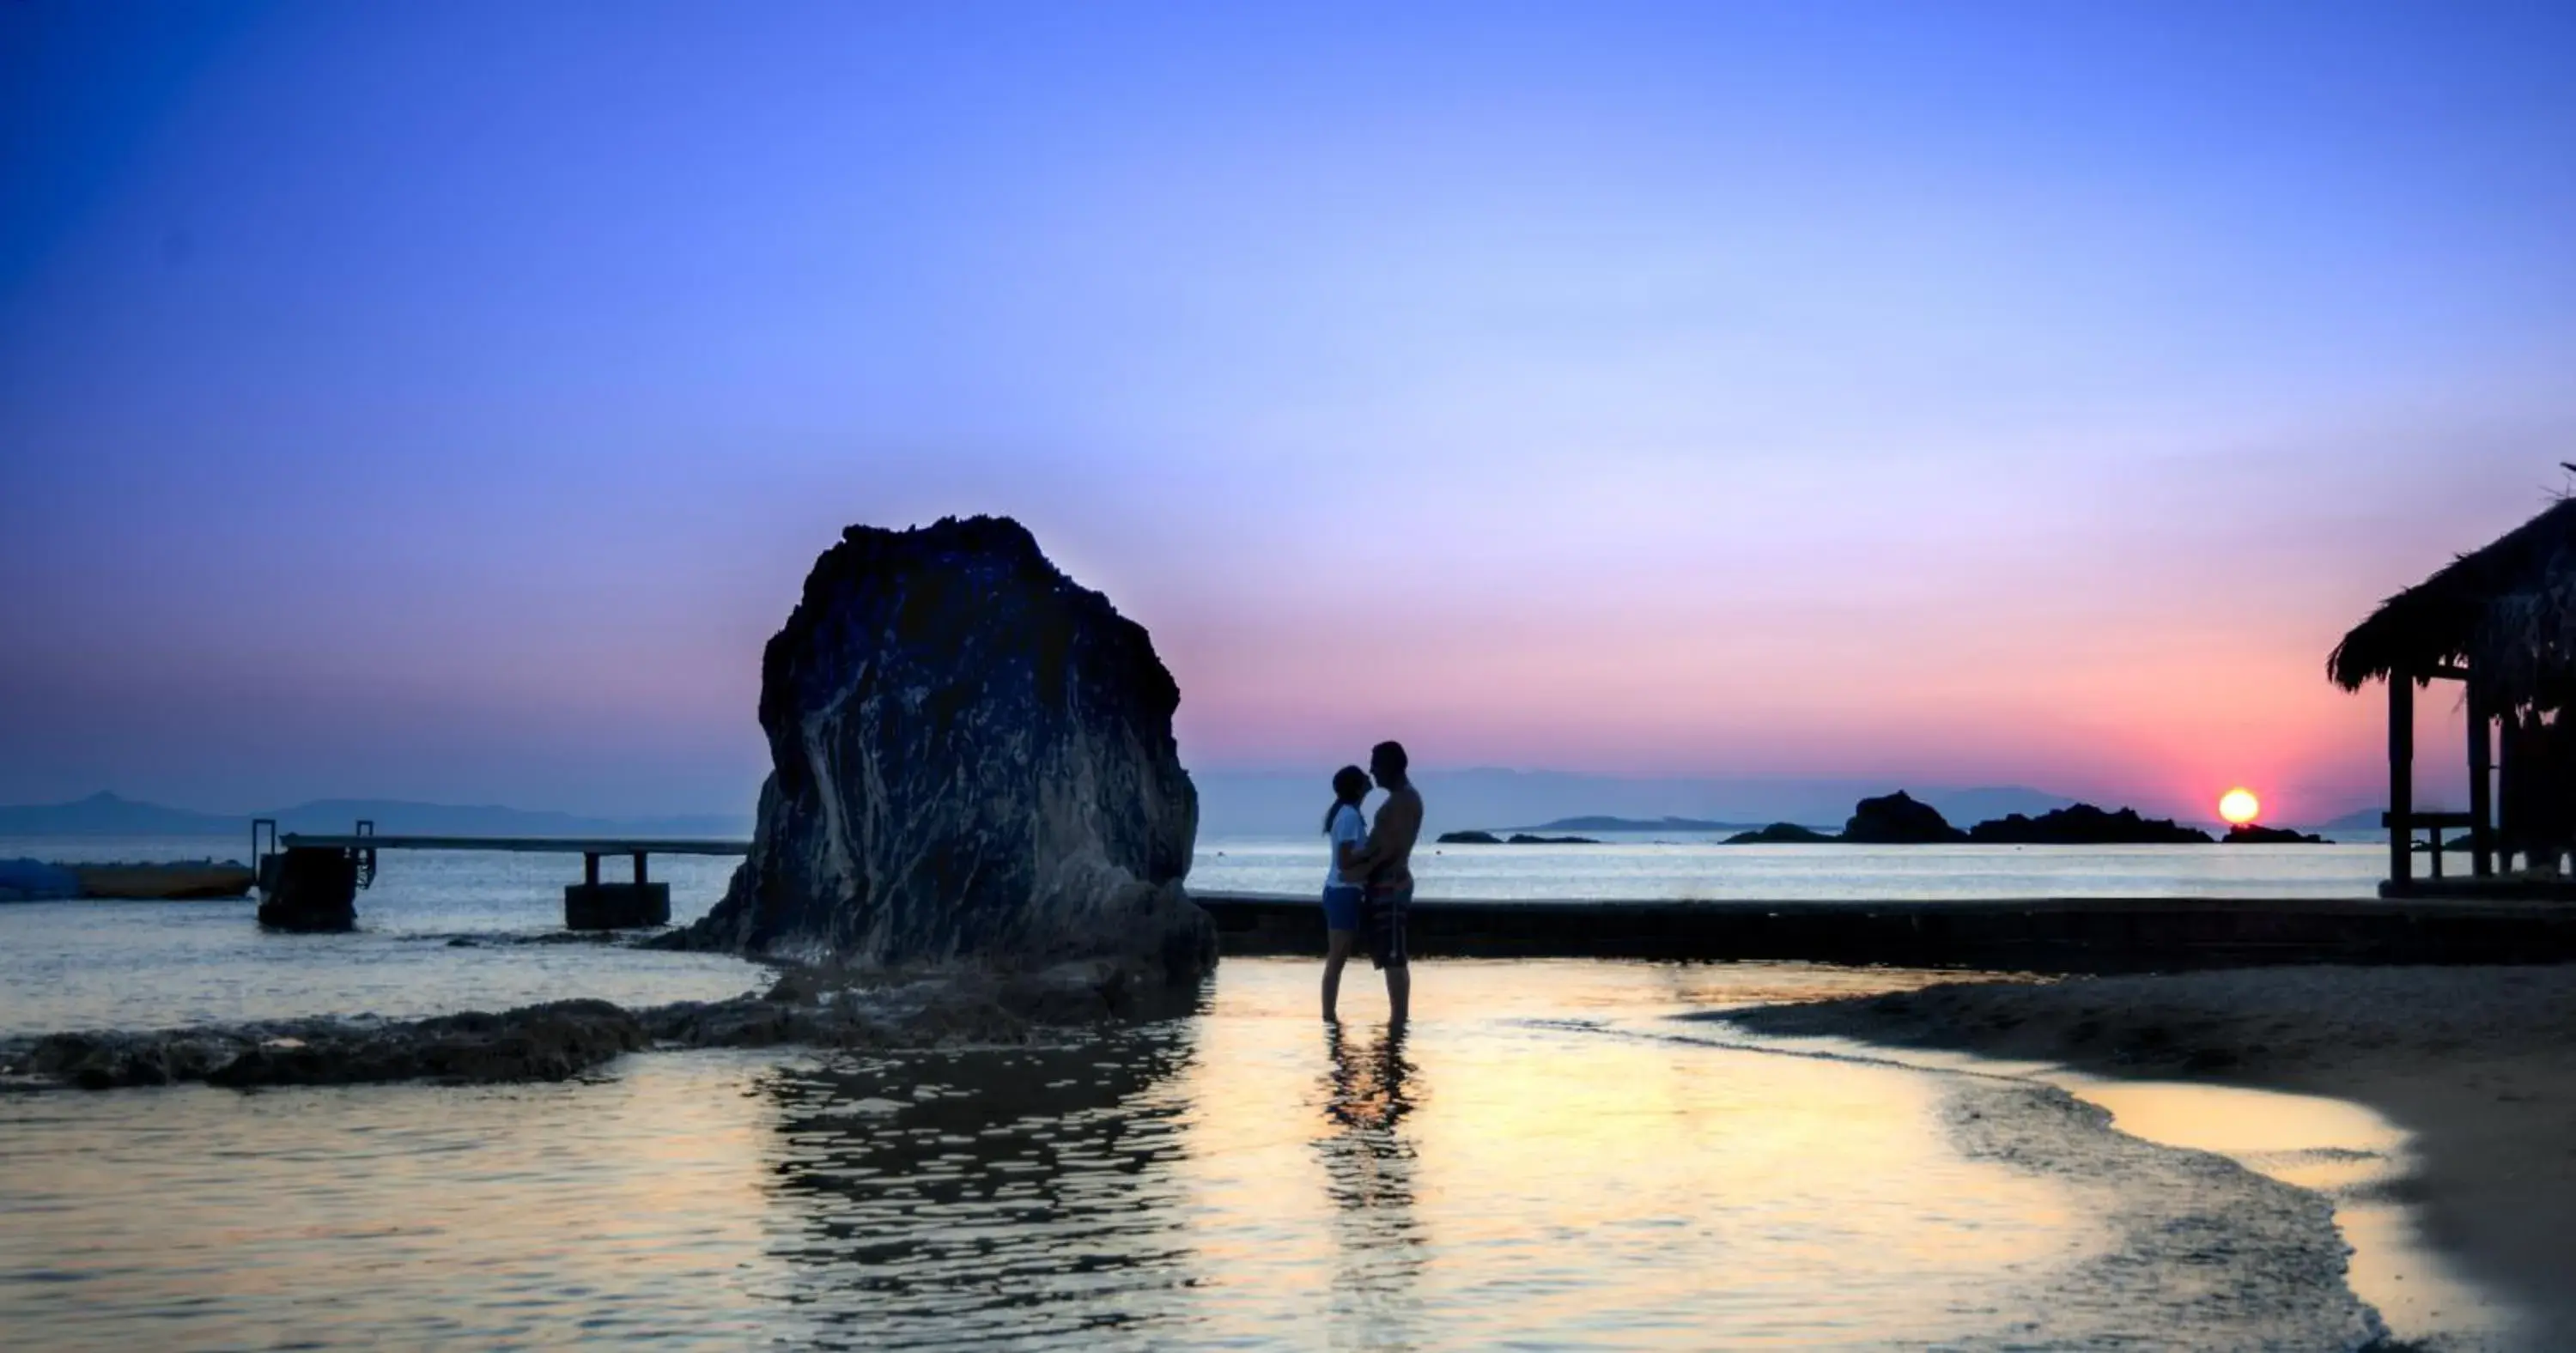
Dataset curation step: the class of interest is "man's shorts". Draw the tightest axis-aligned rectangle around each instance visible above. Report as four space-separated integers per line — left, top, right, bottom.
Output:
1321 883 1363 932
1364 883 1412 970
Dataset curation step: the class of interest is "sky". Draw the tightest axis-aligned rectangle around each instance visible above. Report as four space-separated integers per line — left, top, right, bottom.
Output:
3 1 2571 822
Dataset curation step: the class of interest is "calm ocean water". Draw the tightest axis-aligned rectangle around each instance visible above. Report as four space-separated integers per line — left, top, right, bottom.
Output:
1191 832 2391 901
0 834 2486 1350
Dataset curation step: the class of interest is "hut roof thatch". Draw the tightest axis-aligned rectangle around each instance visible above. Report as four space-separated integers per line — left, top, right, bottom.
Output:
2329 497 2576 699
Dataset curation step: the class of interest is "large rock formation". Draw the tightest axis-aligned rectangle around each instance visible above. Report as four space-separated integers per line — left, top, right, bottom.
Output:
677 517 1212 977
1841 791 1968 844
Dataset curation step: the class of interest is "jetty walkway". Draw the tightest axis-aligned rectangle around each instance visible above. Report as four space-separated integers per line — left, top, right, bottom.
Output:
256 821 749 931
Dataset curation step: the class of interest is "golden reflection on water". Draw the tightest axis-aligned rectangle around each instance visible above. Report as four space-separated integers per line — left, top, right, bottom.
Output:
1170 962 2084 1350
2061 1075 2509 1350
0 959 2387 1350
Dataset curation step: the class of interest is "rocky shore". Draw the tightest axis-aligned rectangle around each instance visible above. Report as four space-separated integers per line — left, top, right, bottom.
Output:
0 959 1182 1092
1719 965 2576 1348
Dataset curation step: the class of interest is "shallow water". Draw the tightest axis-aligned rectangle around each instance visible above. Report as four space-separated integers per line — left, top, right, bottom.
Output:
0 961 2400 1350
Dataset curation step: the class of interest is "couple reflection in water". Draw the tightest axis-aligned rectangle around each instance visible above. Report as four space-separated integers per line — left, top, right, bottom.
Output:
1315 1019 1425 1333
1315 741 1429 1327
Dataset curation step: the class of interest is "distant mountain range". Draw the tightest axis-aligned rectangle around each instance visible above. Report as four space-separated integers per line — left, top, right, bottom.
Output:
0 792 753 839
1516 816 1771 834
1193 768 2080 838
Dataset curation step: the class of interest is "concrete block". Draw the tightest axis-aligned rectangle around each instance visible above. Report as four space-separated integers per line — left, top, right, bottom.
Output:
257 847 357 932
565 882 670 930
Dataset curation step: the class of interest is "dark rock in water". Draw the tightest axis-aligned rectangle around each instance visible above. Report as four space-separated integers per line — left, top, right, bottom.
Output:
2224 824 2328 845
9 999 653 1090
1437 830 1503 845
1504 833 1600 845
0 962 1197 1092
1724 822 1837 845
1841 791 1967 845
1968 804 2215 846
256 846 356 931
671 516 1211 979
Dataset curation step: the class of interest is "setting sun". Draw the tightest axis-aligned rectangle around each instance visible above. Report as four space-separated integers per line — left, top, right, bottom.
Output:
2218 788 2261 826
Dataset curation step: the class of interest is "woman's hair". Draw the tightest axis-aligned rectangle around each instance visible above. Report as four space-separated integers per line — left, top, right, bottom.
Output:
1323 764 1370 833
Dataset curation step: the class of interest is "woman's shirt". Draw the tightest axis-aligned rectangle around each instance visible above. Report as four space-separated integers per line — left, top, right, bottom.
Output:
1326 803 1367 888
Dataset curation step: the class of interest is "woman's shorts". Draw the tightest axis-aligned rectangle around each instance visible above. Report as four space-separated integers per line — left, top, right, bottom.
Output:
1321 883 1363 932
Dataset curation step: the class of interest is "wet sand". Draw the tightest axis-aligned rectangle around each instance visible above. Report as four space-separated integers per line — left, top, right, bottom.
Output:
1722 964 2576 1350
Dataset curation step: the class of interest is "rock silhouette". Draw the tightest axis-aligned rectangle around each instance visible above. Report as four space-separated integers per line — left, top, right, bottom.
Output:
675 517 1212 978
1968 804 2215 846
1841 791 1967 844
2224 824 2329 845
1723 822 1836 844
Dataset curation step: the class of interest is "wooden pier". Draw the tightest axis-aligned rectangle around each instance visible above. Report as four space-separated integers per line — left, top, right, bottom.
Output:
254 820 748 932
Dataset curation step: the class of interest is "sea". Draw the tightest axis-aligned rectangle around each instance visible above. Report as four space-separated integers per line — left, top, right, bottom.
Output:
0 832 2504 1350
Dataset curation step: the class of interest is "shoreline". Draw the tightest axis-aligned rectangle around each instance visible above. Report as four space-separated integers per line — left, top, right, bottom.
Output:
1718 964 2576 1350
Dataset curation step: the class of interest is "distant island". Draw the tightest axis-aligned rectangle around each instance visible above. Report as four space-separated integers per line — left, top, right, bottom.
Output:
1967 804 2213 846
1517 815 1767 834
1703 792 2331 846
2225 823 2330 845
1723 822 1836 844
1449 792 2324 847
0 792 753 840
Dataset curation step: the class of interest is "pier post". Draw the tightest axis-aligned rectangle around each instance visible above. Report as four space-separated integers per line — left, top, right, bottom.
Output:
565 849 668 930
2469 682 2495 878
2388 674 2414 891
256 846 358 932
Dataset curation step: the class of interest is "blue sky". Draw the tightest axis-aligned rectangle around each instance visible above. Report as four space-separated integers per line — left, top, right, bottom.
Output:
4 2 2570 818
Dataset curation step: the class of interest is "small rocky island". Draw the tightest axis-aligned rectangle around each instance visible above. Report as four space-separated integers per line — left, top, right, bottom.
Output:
1723 822 1836 844
1717 794 2277 846
1839 791 1968 844
1435 831 1601 846
1967 804 2213 845
2224 823 2329 845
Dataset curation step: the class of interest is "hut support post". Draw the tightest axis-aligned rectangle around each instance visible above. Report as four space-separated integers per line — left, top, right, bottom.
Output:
2389 675 2415 889
2468 683 2494 879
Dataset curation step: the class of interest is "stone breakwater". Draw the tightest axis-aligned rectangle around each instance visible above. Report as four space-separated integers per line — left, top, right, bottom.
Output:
670 515 1212 980
0 960 1180 1092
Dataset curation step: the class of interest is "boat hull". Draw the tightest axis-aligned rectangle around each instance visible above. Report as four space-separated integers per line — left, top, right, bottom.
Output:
70 865 256 901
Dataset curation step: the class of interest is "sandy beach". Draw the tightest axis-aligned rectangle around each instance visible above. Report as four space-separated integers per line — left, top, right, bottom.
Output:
1724 963 2576 1348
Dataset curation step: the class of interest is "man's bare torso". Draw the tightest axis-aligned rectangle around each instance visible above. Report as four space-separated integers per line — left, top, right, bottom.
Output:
1365 785 1424 889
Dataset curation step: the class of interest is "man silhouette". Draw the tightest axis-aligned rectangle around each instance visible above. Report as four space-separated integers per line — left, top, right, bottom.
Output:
1334 740 1422 1027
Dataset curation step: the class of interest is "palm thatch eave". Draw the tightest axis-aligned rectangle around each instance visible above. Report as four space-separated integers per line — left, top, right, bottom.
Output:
2327 496 2576 695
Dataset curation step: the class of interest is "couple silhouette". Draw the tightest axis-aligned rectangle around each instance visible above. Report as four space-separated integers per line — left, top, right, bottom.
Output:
1318 740 1424 1025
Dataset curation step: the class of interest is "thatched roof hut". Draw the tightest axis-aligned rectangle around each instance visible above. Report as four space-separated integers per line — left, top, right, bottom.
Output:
2330 496 2576 710
2328 493 2576 894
